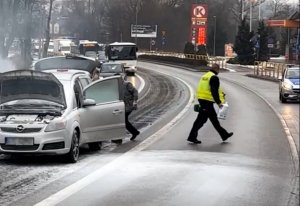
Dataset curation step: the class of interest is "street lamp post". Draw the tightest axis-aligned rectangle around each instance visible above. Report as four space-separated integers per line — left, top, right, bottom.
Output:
241 0 244 20
258 0 261 21
250 0 253 31
213 16 217 56
135 1 139 45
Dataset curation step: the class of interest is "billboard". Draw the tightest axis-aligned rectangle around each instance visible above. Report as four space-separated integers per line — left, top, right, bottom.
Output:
131 25 157 38
190 4 208 45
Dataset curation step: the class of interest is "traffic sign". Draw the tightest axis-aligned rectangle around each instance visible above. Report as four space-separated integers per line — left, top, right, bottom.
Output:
267 44 274 48
54 23 59 34
297 44 300 52
255 41 260 48
193 6 207 18
162 37 166 46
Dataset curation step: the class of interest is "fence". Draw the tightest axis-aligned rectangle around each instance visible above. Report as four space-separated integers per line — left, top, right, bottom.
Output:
254 61 286 79
140 52 290 79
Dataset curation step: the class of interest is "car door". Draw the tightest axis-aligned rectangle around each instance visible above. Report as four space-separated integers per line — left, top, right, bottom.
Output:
78 76 126 143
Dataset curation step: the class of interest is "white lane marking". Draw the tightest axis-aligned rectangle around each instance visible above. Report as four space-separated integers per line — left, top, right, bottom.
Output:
136 73 145 93
34 73 194 206
222 78 299 173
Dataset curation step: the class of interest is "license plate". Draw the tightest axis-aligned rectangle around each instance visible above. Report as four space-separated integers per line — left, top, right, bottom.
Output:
5 137 34 146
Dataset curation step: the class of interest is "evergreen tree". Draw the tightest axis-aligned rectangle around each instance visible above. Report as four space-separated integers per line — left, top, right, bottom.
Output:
183 42 195 54
233 18 255 65
256 21 269 61
196 45 207 56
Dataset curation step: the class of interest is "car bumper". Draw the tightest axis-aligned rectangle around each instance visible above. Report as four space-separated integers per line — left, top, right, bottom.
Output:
0 129 71 154
281 88 300 100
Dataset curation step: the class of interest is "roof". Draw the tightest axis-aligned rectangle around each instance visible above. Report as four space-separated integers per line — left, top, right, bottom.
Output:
34 55 99 73
44 69 89 81
109 42 136 46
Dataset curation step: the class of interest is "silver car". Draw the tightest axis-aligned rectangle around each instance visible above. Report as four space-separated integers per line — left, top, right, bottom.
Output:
0 69 126 162
99 62 127 80
279 66 300 103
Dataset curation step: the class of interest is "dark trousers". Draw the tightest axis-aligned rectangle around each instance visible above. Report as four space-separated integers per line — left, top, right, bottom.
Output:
125 111 139 135
188 100 229 140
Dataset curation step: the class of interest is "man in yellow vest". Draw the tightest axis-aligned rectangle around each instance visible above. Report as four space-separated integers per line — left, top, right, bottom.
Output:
187 63 233 144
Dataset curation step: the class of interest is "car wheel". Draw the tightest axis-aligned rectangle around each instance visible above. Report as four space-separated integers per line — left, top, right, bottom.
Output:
65 130 80 163
88 142 102 151
280 93 287 103
111 139 123 144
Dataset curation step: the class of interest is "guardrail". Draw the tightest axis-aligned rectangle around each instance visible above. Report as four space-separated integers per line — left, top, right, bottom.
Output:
140 51 229 67
254 61 285 79
140 52 292 80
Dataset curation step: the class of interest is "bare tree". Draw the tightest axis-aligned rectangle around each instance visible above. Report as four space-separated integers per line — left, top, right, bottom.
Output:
0 0 21 58
267 0 292 18
43 0 54 58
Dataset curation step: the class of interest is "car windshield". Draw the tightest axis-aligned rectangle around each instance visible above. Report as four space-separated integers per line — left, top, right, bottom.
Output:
34 57 97 73
101 64 123 73
61 46 70 51
108 46 136 60
287 69 300 79
85 51 97 58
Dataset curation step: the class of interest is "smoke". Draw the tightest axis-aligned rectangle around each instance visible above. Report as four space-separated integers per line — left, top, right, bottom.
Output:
0 57 16 72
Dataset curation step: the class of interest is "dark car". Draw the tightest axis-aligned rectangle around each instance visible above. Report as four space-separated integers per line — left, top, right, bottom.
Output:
34 55 101 74
99 62 126 79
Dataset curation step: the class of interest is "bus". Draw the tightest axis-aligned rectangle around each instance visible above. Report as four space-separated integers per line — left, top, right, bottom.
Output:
78 40 100 58
106 42 138 75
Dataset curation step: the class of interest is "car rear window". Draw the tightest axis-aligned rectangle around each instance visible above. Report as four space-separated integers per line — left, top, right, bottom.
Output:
101 64 122 73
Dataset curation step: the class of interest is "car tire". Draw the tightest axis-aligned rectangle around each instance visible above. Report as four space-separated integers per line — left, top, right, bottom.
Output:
64 130 80 163
111 139 123 144
280 93 287 103
88 142 102 151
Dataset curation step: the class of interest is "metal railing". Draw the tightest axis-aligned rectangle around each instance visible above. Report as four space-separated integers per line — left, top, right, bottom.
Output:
254 61 286 79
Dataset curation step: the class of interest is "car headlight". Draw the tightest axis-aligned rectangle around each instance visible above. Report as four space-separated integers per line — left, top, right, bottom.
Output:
45 119 67 132
283 82 293 90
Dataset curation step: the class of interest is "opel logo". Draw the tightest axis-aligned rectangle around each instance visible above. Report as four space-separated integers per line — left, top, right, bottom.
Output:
16 125 25 133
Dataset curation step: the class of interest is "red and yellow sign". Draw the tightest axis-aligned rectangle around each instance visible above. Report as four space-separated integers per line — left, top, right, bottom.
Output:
190 4 208 45
198 27 206 45
266 20 299 28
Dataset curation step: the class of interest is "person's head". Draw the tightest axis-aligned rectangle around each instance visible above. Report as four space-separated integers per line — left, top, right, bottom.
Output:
210 63 220 75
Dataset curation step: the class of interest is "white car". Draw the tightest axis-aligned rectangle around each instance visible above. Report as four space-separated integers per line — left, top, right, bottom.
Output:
47 41 54 56
0 69 126 162
279 66 300 103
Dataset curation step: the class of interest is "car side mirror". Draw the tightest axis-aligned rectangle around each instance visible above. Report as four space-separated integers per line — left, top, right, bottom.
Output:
83 99 96 107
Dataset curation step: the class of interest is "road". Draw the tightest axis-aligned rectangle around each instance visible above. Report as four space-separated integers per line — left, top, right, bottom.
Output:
4 62 296 206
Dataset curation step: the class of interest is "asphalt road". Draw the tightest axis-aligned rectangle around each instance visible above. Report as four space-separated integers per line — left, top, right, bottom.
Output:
15 62 297 206
0 66 189 206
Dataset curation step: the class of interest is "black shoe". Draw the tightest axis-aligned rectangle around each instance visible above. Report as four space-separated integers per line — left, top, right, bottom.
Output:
222 132 233 141
187 138 202 144
130 131 140 141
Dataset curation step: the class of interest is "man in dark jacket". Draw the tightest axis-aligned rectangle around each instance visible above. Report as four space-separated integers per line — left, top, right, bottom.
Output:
187 63 233 144
123 79 140 140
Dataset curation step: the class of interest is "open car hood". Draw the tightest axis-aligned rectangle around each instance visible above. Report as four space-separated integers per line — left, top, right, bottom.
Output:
0 70 66 107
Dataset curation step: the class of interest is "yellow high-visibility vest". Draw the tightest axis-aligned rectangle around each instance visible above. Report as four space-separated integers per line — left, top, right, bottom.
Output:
196 71 225 103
